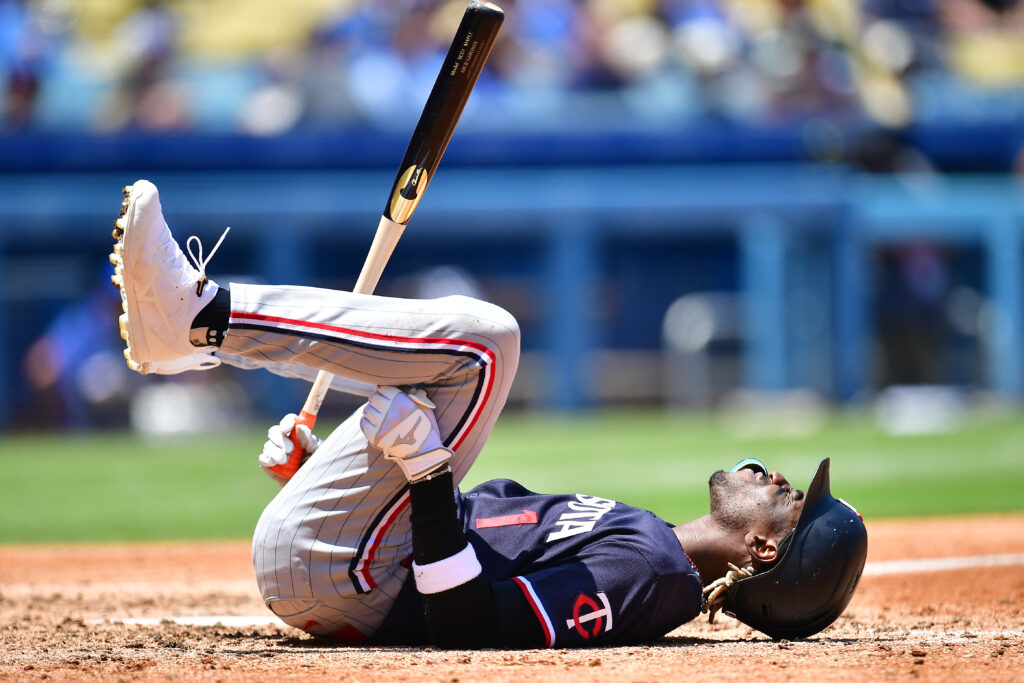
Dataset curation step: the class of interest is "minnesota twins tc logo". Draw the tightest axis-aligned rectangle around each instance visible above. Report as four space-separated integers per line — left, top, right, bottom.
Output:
566 592 614 639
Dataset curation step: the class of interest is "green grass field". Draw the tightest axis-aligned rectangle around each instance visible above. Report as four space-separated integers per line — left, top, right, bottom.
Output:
2 410 1023 543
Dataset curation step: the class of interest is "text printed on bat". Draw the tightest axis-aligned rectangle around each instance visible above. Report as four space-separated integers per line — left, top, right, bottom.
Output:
449 32 475 76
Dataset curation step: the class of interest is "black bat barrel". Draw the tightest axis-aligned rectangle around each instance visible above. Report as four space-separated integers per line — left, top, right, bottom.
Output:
385 2 505 225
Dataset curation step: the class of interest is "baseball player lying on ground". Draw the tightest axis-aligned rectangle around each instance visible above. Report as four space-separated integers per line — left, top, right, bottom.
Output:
109 179 867 648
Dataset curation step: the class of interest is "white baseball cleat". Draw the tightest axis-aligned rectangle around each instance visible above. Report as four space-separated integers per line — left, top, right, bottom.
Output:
109 179 228 375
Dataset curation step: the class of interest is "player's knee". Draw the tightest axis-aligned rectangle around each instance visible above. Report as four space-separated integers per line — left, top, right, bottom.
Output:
252 508 315 605
443 295 521 364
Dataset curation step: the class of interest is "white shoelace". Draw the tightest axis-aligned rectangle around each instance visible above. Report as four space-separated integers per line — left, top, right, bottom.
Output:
186 227 231 295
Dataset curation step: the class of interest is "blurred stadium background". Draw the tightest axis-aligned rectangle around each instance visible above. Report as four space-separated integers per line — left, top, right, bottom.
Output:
1 0 1023 443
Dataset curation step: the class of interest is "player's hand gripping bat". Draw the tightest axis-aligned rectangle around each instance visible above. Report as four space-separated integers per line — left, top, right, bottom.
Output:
270 1 505 481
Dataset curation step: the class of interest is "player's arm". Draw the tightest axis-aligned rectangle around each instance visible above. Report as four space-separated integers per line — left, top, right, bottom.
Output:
404 466 544 648
404 471 694 648
361 387 543 649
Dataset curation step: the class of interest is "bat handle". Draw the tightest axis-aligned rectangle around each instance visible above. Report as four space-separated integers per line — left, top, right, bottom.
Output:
350 216 407 295
300 372 333 422
269 407 319 481
278 217 407 482
270 369 331 479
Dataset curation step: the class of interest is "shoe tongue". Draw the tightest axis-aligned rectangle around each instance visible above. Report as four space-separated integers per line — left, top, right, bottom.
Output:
167 248 200 288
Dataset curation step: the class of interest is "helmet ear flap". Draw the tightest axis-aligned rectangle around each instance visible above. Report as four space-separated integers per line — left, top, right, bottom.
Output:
772 529 795 563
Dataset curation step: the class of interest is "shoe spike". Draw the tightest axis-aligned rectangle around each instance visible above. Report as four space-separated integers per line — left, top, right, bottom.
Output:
118 313 129 340
111 274 123 289
109 252 121 267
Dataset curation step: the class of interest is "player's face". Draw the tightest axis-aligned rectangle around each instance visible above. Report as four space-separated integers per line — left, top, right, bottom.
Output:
707 467 805 533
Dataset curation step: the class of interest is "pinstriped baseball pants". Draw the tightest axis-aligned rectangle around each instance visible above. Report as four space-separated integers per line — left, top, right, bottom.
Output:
220 283 520 640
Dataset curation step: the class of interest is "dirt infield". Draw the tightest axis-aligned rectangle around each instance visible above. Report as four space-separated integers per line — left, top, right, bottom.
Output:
2 515 1022 682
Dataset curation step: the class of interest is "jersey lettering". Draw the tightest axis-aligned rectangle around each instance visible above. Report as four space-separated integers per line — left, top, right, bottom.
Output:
545 495 616 542
566 591 613 638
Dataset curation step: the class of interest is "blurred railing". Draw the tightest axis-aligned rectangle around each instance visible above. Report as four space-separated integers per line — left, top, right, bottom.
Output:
2 124 1021 172
1 166 1022 426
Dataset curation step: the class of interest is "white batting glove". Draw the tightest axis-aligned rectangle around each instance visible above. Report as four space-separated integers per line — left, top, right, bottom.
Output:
360 386 452 482
260 413 322 486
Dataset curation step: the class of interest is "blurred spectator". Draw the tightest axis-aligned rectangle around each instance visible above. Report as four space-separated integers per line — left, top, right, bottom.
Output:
94 0 191 132
0 0 1020 137
1 0 50 131
940 0 1024 87
22 284 131 428
3 57 39 130
875 244 953 386
238 48 306 135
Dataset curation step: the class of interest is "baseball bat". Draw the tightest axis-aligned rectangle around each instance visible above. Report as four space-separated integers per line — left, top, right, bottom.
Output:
273 1 505 479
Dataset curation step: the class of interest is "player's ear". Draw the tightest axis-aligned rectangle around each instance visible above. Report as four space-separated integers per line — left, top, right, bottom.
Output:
744 531 779 568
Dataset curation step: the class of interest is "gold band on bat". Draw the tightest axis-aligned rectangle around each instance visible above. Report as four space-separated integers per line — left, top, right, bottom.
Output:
389 165 429 225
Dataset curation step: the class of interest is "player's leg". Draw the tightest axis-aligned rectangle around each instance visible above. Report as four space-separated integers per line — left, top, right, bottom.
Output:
245 288 520 640
223 282 519 481
111 177 520 640
111 177 517 478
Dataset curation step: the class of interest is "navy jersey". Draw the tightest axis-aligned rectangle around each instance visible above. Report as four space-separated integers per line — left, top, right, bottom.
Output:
376 478 703 648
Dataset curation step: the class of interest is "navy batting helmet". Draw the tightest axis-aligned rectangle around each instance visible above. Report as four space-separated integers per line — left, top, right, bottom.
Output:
723 458 868 639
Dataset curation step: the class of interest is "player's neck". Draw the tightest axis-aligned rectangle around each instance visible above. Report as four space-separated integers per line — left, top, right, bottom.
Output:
673 515 750 587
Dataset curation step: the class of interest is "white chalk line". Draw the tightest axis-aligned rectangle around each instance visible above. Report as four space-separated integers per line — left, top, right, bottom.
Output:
862 552 1024 576
3 580 254 597
91 615 290 628
901 628 1024 644
87 618 1024 643
77 552 1024 629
